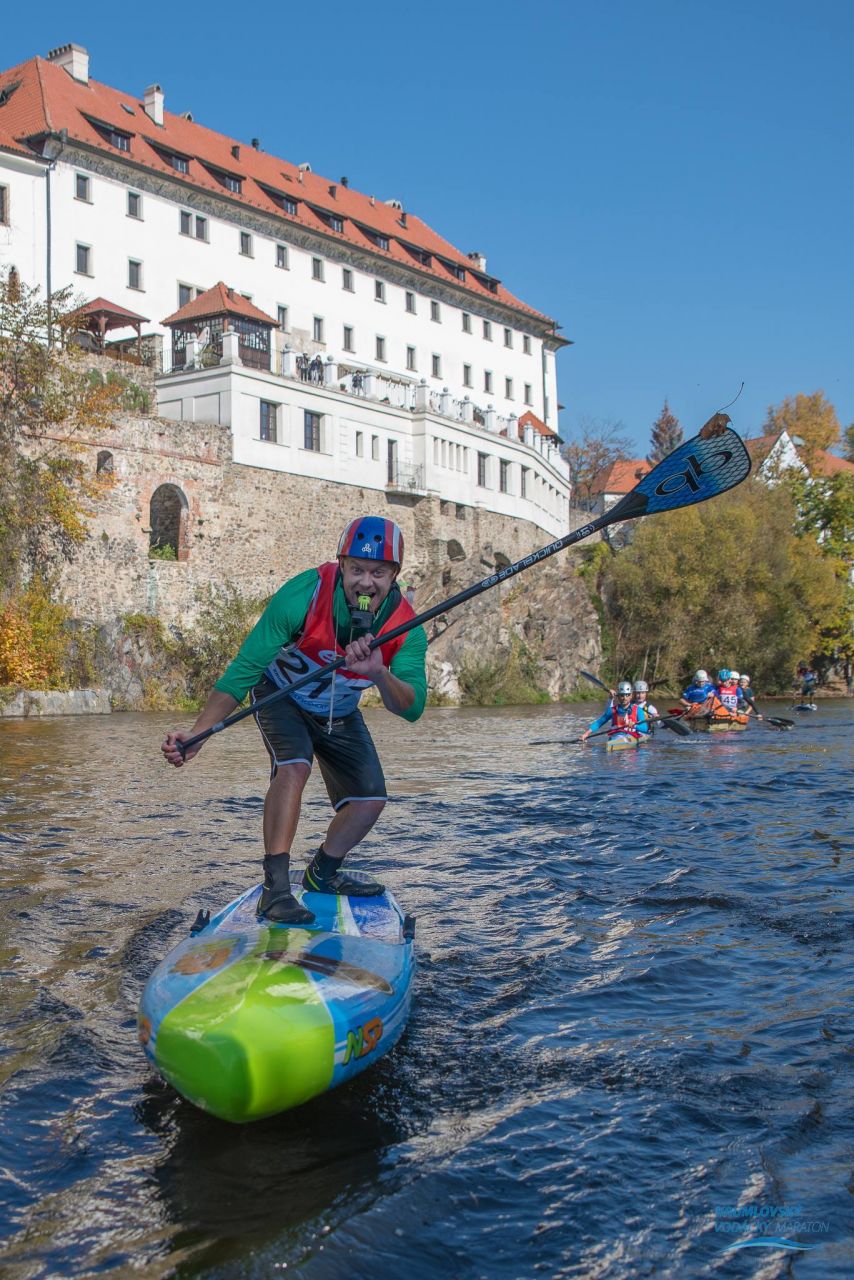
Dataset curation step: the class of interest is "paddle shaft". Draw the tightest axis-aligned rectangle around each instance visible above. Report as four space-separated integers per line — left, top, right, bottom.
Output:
178 418 750 756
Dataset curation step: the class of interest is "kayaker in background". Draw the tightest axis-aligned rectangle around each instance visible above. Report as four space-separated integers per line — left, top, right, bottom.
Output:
161 516 427 925
716 668 741 716
797 664 818 701
737 673 762 718
632 680 658 722
581 681 650 742
680 669 716 709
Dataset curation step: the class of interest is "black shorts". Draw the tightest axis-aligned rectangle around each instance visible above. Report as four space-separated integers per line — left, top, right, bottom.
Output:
251 678 387 810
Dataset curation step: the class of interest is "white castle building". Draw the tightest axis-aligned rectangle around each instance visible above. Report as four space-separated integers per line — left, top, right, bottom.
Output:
0 43 572 536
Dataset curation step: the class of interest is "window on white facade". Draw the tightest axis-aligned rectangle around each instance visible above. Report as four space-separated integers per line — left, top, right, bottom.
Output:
240 231 253 257
521 466 529 498
484 370 493 394
304 410 321 451
0 186 8 225
283 195 297 216
524 383 533 405
406 346 416 371
343 325 354 351
500 459 510 493
313 316 324 343
312 257 325 281
127 191 142 219
432 353 441 378
74 173 91 201
463 364 472 388
505 377 513 399
260 401 278 442
342 267 353 291
504 327 513 348
355 431 364 457
483 320 492 341
523 335 532 355
375 280 386 303
180 210 191 235
276 244 289 269
405 291 416 313
371 435 380 461
195 216 208 241
462 312 472 333
75 243 92 275
277 305 288 331
376 335 386 361
128 259 143 290
431 300 441 322
178 283 193 307
477 452 488 487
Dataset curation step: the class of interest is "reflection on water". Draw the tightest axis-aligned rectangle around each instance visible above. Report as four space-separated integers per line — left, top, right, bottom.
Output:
1 703 852 1277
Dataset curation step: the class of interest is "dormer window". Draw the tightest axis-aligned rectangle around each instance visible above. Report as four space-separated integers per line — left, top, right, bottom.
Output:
313 207 343 232
360 226 389 251
205 165 242 194
91 121 131 152
399 241 432 267
440 257 465 281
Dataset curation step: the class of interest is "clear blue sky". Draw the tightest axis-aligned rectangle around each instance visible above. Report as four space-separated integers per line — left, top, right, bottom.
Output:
6 0 853 453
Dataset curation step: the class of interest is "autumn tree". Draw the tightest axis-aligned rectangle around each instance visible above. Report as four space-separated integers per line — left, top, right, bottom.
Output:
647 399 683 463
0 270 124 599
764 391 840 455
598 479 844 693
562 417 634 509
842 421 854 463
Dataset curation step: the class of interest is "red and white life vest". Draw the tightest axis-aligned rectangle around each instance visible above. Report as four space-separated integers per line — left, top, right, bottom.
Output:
610 703 642 738
266 562 415 717
717 681 739 714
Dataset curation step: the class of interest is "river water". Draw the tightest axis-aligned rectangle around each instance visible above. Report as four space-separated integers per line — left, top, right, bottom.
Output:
0 701 852 1278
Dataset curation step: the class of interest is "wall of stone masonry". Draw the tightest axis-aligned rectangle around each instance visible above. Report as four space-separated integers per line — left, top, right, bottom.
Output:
56 411 597 630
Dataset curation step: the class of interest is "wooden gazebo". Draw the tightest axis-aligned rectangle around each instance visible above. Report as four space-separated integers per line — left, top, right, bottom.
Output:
162 283 276 371
70 297 150 359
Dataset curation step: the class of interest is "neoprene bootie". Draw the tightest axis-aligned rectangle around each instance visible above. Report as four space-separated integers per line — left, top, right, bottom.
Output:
257 854 316 924
302 847 385 897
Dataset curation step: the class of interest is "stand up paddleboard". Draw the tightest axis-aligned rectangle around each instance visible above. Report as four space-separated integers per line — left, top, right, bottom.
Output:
138 871 415 1123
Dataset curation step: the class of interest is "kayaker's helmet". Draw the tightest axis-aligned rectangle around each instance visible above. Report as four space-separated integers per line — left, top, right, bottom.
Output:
633 680 649 694
616 680 633 700
718 668 731 681
337 516 404 568
739 674 750 684
729 670 740 682
694 669 709 683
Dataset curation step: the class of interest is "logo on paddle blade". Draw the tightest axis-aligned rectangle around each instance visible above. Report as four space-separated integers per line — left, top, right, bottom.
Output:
653 449 735 497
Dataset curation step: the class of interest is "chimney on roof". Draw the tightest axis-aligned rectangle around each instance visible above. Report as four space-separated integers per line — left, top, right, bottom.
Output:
143 84 164 126
468 251 487 271
46 43 89 85
231 144 240 160
340 176 349 187
251 138 260 149
400 211 407 227
328 183 337 198
298 162 312 172
180 110 194 121
385 198 403 211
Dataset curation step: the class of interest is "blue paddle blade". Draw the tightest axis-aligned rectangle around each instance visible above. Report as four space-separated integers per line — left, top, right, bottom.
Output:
608 416 751 521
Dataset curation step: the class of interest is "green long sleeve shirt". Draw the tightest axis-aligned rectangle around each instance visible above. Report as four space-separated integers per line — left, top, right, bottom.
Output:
214 568 427 722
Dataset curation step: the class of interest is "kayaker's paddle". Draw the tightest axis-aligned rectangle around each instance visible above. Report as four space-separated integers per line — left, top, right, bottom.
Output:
178 414 751 757
531 714 690 745
579 669 613 694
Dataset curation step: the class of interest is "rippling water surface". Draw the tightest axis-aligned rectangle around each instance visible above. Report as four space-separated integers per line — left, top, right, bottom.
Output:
1 702 852 1278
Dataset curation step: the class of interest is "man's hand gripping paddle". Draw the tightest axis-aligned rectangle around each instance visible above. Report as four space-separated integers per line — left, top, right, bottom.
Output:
177 413 751 757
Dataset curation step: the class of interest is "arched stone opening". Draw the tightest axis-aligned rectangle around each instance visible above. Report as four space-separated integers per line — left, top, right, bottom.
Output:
149 483 189 560
96 449 114 475
447 538 466 562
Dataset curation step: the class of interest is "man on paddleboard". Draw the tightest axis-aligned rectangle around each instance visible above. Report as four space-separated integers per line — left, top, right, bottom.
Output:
161 516 427 925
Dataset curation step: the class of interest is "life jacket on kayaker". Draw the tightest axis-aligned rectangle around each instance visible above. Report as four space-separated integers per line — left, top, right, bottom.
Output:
609 701 645 738
264 562 416 717
716 679 740 715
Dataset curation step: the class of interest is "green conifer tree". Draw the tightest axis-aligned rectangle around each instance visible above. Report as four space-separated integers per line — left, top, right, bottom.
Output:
647 399 683 464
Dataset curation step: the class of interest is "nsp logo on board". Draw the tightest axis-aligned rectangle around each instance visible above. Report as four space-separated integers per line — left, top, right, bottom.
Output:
343 1016 383 1064
654 448 735 497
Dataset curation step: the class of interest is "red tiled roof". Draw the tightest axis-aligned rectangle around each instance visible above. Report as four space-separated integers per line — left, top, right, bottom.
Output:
591 459 650 495
0 53 562 331
518 410 558 439
162 282 277 327
744 434 780 465
810 449 854 477
73 296 149 324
